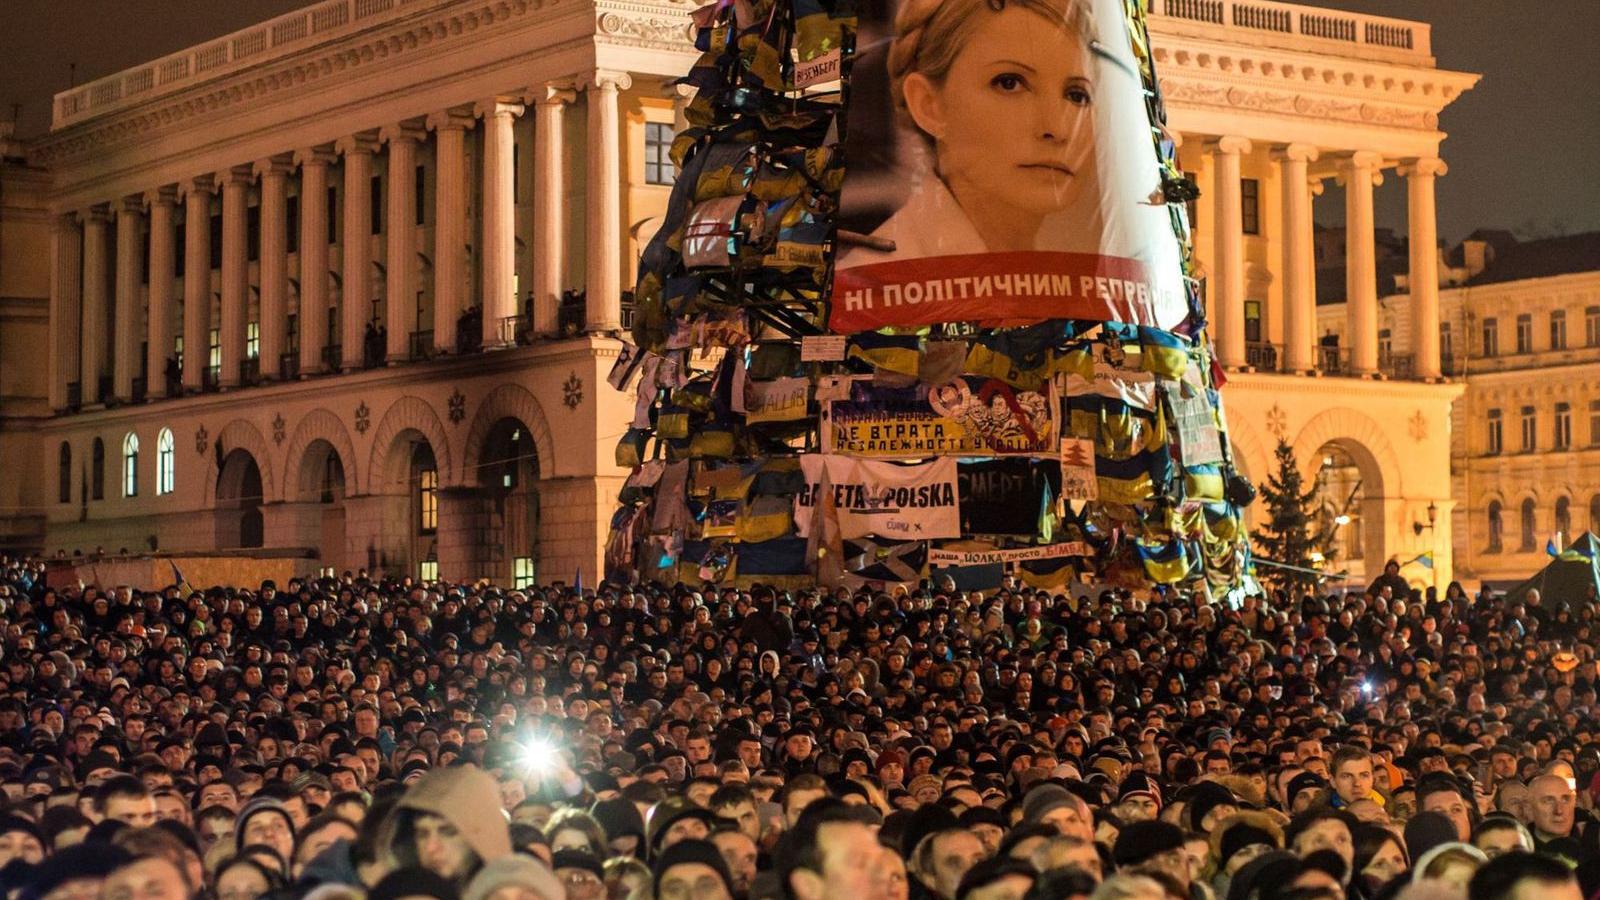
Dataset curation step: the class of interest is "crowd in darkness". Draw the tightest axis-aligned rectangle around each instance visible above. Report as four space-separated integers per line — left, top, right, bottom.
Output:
0 554 1598 900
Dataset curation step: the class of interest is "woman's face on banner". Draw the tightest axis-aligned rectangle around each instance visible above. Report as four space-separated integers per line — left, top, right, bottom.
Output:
907 5 1096 218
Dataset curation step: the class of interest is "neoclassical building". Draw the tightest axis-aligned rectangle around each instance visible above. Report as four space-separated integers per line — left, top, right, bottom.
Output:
0 0 1478 587
1318 232 1600 587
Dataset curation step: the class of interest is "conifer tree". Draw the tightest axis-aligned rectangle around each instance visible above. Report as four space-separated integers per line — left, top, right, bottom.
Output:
1251 439 1321 588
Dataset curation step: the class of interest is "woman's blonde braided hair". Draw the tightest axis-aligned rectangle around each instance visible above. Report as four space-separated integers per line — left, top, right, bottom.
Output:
886 0 1096 128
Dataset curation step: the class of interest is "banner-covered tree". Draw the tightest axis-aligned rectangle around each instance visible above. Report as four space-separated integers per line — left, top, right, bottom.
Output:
1251 440 1321 588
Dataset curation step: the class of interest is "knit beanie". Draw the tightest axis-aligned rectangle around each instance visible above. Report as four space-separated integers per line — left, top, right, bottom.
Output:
653 838 735 897
1113 820 1187 867
1021 782 1076 826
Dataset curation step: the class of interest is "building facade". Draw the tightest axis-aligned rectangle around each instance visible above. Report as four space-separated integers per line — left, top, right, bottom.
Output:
0 0 1478 587
1318 233 1600 587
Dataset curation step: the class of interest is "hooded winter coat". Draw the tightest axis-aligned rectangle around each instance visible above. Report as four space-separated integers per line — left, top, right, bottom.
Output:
394 765 512 872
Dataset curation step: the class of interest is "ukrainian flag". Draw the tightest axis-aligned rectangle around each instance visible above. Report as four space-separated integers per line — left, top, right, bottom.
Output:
1137 538 1194 584
1139 327 1190 378
848 332 922 377
1183 463 1225 502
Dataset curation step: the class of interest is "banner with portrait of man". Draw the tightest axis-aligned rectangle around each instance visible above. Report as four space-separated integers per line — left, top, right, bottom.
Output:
830 0 1188 333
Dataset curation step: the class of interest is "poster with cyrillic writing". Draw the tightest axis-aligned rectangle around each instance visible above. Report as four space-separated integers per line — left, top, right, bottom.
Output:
829 0 1186 333
823 376 1055 458
794 455 961 539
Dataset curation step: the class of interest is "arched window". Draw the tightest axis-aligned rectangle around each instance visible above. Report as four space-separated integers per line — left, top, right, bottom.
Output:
1556 496 1572 541
122 433 139 498
91 438 105 501
156 429 175 495
1486 501 1503 553
1520 498 1537 552
57 443 71 504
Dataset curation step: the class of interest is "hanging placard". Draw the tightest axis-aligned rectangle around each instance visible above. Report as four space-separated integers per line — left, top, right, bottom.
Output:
928 543 1091 566
1059 437 1099 501
824 376 1055 458
801 334 848 361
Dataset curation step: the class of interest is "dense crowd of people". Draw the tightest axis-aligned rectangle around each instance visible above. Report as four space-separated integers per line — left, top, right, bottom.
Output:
0 553 1597 900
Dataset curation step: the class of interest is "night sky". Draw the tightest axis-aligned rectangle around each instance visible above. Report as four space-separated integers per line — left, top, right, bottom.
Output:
2 0 1595 243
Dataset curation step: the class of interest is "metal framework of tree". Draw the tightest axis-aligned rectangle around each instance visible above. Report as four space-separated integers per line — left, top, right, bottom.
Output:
603 0 1255 595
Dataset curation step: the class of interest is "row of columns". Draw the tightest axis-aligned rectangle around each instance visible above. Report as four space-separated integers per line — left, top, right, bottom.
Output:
47 72 633 412
1199 136 1447 380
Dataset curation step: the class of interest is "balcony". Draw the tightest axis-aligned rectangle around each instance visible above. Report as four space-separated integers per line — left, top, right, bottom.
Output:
65 381 82 412
279 352 300 380
131 377 147 404
241 357 261 384
1150 0 1430 62
408 330 435 360
96 375 113 403
203 366 220 392
558 290 586 338
494 314 530 347
321 344 342 370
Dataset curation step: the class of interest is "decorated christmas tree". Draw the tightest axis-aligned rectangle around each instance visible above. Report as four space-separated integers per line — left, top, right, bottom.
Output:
604 0 1254 595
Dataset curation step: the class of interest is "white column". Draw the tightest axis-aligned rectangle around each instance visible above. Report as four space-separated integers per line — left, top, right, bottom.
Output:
49 213 82 411
1402 157 1447 380
670 84 693 134
533 86 574 337
586 71 630 333
182 176 215 392
256 155 292 379
427 110 472 355
80 205 110 405
338 133 377 370
1205 136 1251 369
219 165 252 388
295 147 335 375
1342 151 1383 375
382 123 424 361
477 98 524 348
1274 144 1318 373
145 188 177 399
113 196 143 401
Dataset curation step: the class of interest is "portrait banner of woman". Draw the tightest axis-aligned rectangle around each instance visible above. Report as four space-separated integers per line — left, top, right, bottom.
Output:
831 0 1188 333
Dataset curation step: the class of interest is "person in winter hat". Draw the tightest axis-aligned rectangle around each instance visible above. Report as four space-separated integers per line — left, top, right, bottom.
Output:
391 765 513 886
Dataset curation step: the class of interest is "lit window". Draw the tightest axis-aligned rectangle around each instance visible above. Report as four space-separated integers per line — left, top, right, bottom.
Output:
157 429 175 495
644 123 676 186
418 466 438 534
247 321 260 360
122 433 140 498
419 559 439 582
514 556 536 589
